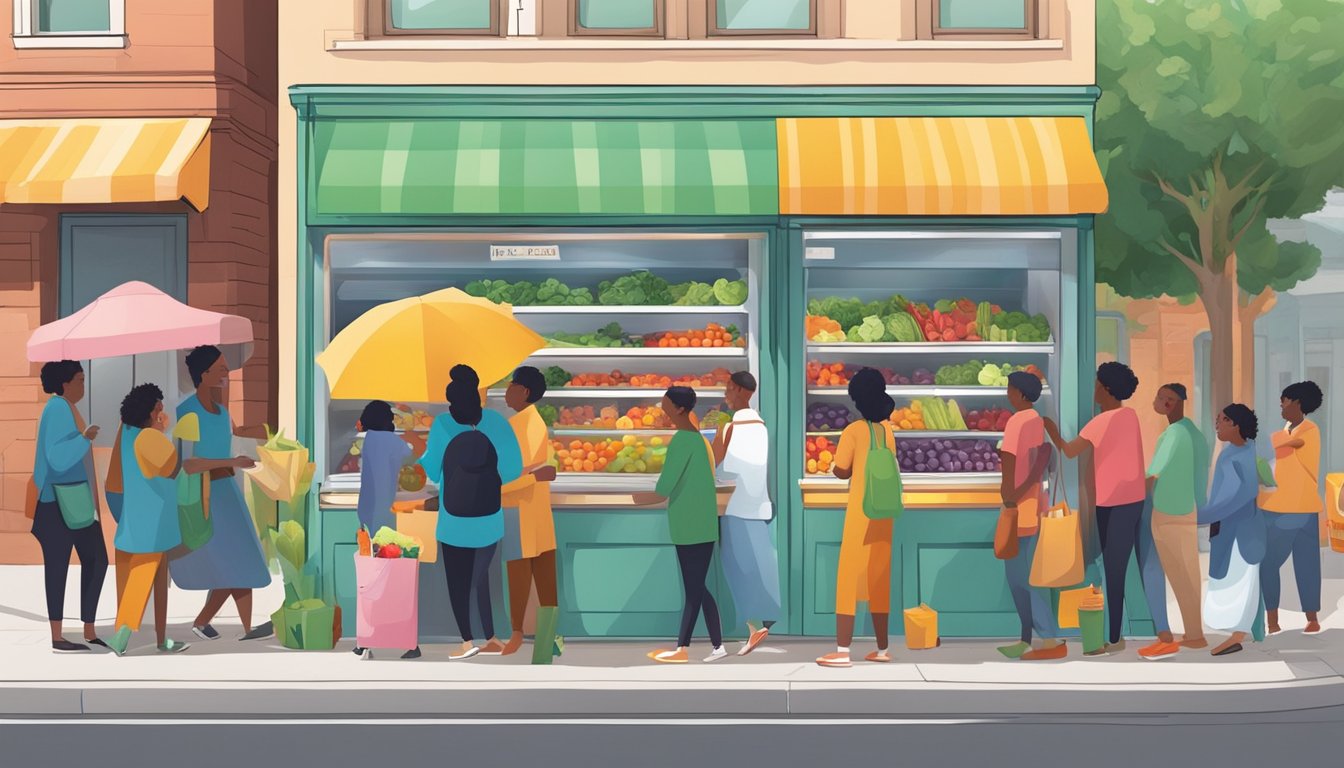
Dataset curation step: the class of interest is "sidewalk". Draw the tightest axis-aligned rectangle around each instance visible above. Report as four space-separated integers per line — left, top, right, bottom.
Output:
4 565 1343 717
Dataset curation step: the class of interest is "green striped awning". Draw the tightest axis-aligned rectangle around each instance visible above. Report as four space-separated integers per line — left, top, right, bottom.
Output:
312 119 779 217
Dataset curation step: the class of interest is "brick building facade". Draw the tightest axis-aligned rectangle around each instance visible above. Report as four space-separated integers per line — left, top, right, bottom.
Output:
0 1 277 562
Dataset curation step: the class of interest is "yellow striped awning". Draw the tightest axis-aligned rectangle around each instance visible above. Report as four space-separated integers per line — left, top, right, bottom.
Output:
777 116 1108 216
0 117 211 211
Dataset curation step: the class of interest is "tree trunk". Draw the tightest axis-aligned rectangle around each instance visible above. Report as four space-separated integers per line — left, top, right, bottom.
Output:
1235 286 1277 406
1202 265 1240 428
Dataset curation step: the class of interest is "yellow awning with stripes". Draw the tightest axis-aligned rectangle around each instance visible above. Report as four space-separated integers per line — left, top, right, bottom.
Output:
0 117 211 211
777 116 1108 216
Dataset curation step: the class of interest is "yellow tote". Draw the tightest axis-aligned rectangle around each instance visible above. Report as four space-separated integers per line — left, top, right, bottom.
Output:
315 288 545 403
903 603 939 650
1057 584 1096 629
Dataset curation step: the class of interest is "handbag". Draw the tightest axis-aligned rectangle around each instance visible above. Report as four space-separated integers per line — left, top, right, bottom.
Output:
993 506 1019 560
862 422 904 520
1030 463 1085 588
53 481 97 530
177 471 214 551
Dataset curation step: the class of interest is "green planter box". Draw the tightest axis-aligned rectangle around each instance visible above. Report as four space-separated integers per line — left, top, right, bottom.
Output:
273 603 338 651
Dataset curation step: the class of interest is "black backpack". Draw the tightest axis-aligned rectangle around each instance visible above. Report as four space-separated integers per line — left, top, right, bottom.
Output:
440 428 501 518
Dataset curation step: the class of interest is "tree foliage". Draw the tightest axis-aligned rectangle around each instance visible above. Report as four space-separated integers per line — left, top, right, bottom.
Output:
1095 0 1341 299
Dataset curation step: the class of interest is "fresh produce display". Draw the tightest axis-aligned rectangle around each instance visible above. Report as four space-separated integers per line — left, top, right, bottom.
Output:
465 278 595 306
807 402 854 431
889 405 925 431
556 404 672 430
914 397 969 431
805 362 910 387
537 404 558 427
565 368 733 389
898 439 1002 474
599 271 674 306
391 405 432 431
546 322 639 348
542 366 573 389
805 435 836 475
553 435 669 474
398 464 427 492
807 294 1052 344
646 323 745 349
371 526 422 559
965 407 1013 433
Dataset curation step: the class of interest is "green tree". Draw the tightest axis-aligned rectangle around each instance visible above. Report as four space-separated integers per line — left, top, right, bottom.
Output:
1096 0 1342 414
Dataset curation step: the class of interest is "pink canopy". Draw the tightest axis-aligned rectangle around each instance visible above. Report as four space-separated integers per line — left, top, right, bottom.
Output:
26 281 253 362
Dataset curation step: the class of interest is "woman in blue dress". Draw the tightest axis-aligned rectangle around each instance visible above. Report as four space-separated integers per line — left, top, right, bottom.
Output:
169 345 273 642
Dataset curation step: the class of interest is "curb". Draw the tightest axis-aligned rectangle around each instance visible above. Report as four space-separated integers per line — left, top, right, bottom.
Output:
6 676 1344 717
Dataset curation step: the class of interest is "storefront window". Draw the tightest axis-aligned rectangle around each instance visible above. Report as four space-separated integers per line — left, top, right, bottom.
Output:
35 0 111 33
709 0 815 36
386 0 498 35
932 0 1037 39
571 0 662 36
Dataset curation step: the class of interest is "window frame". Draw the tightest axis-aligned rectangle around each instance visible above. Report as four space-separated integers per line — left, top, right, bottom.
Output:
568 0 664 38
929 0 1038 41
12 0 126 49
380 0 504 38
706 0 818 38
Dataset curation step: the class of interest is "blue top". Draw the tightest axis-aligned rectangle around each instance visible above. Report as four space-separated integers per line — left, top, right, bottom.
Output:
419 409 522 548
32 397 91 503
113 426 182 554
177 394 232 459
358 430 412 532
1197 442 1267 579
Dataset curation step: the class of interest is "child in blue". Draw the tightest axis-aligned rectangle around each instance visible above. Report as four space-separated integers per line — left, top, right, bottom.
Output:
356 400 412 534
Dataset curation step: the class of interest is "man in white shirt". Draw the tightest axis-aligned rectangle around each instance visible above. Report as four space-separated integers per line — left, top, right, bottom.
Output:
712 371 781 656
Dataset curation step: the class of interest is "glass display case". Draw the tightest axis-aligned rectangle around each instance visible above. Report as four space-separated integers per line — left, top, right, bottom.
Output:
317 231 764 507
798 230 1065 496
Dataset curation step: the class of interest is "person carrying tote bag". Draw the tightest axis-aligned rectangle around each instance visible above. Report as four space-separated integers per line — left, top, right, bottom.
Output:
29 361 109 653
1031 462 1085 590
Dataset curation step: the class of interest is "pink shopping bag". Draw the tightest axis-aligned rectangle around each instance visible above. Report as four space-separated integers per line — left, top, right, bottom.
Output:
355 555 420 651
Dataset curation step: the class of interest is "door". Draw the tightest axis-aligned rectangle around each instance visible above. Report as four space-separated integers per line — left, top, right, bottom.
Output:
60 215 188 444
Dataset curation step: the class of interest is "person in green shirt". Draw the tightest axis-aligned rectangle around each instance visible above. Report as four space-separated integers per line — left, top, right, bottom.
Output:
634 386 725 664
1141 383 1211 659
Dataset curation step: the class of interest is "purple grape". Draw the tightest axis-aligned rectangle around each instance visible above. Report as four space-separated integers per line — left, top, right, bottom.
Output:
975 461 986 471
915 463 927 472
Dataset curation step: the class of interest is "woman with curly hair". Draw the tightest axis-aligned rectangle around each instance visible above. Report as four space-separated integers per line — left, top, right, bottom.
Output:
1260 381 1325 635
1199 404 1267 657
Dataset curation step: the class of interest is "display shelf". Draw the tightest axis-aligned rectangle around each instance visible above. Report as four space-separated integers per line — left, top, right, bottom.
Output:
800 472 1002 489
806 386 1050 398
806 430 1005 440
806 342 1054 355
512 305 748 316
551 428 678 437
487 387 725 400
354 429 430 438
530 347 748 359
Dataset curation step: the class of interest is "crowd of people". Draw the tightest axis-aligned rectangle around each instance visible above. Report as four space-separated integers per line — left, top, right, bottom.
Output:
28 349 1330 664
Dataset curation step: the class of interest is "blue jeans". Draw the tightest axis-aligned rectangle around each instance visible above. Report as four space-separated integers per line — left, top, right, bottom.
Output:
1261 512 1322 613
1138 497 1170 635
1005 532 1058 642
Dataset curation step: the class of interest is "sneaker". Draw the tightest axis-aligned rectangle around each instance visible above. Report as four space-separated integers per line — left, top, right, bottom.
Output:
157 639 191 654
738 627 771 657
650 648 688 664
865 650 892 663
449 644 480 661
997 641 1030 659
703 646 729 663
107 627 132 657
478 639 506 656
401 647 422 660
51 639 90 653
816 652 852 668
240 622 274 641
1021 641 1067 661
1138 640 1181 661
352 646 366 656
192 624 220 641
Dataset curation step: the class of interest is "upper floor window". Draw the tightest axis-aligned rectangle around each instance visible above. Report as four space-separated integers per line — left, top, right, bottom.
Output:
385 0 500 36
570 0 662 37
709 0 815 36
12 0 126 48
930 0 1037 40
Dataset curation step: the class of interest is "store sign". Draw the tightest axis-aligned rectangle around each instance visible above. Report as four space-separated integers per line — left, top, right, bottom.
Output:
805 247 836 260
490 244 560 261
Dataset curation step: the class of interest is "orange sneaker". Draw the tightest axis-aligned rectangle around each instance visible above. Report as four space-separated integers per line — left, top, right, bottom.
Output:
865 650 892 663
738 627 771 657
816 652 852 668
650 648 688 664
1138 641 1180 661
1021 642 1067 661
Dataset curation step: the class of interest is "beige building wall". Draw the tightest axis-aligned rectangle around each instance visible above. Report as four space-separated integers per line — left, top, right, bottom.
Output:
277 0 1099 430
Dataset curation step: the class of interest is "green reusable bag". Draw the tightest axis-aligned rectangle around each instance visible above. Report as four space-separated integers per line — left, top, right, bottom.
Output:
862 422 904 520
177 472 214 551
53 482 97 530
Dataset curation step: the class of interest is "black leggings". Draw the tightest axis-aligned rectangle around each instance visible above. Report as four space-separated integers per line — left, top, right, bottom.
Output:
442 542 497 643
676 542 722 649
1097 501 1144 644
32 501 108 623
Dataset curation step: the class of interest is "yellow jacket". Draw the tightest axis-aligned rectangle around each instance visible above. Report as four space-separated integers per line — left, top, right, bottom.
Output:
1261 420 1322 514
501 406 556 558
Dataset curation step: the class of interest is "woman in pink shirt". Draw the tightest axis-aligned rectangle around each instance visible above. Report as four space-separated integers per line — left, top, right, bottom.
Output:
1045 362 1147 655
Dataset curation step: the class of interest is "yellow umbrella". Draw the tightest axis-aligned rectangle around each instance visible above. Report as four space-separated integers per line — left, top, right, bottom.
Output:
316 288 544 402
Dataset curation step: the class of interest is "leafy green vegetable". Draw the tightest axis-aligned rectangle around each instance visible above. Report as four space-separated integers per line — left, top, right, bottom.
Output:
883 312 922 342
598 271 673 306
935 361 984 386
849 315 886 343
537 404 558 427
546 322 637 348
812 329 846 343
712 278 748 306
934 299 957 314
542 366 572 389
672 281 717 306
808 297 866 330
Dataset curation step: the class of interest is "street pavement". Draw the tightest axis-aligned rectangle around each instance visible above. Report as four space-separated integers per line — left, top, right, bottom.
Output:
2 555 1343 720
